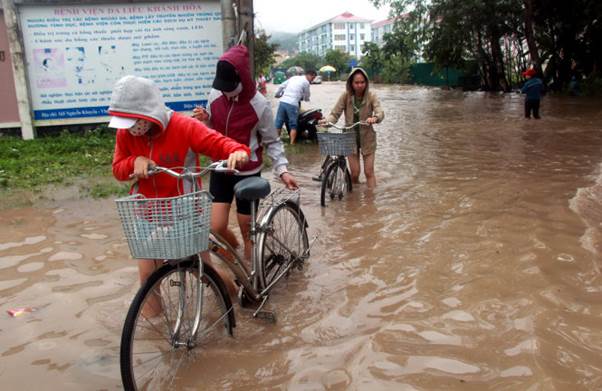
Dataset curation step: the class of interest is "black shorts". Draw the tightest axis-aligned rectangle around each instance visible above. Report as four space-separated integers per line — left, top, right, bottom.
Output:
209 171 261 215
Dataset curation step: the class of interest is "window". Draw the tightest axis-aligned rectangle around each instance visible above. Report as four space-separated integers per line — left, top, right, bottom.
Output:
334 23 345 29
335 45 346 51
349 34 355 41
334 34 346 41
360 23 365 29
360 34 365 40
350 45 355 52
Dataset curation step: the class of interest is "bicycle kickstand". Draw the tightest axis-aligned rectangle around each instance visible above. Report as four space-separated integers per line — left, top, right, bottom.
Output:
253 295 276 323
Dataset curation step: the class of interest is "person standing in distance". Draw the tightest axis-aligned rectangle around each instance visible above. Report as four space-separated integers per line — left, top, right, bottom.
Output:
521 68 544 119
274 70 317 144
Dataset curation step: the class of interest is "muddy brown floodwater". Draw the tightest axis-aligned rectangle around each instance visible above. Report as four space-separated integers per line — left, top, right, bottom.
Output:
1 82 602 390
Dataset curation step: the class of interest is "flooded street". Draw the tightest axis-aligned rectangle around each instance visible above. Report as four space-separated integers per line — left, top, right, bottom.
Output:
1 82 602 390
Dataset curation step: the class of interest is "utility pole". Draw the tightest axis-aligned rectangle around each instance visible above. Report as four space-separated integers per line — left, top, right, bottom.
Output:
238 0 255 77
221 0 236 50
221 0 254 76
2 0 35 139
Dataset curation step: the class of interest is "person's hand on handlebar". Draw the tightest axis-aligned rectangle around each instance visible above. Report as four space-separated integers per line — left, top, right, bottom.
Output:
227 150 249 170
366 116 378 125
318 118 328 126
133 156 156 179
280 172 298 190
192 106 209 122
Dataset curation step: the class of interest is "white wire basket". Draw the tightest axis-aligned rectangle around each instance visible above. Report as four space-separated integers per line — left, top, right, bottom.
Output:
317 131 357 156
115 191 212 260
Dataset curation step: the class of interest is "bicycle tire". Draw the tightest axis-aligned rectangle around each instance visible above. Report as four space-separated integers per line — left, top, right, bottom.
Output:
256 200 309 291
120 257 234 390
320 160 351 207
345 166 353 193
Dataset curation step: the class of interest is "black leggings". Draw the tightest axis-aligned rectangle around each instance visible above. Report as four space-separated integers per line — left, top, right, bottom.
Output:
525 99 540 119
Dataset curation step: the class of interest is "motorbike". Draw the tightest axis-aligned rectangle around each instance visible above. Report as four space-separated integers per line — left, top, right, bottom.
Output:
283 108 323 142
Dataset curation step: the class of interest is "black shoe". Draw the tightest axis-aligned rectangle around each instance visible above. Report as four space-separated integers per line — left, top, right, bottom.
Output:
312 174 323 182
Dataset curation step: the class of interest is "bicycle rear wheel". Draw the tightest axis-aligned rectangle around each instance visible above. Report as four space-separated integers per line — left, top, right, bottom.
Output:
320 160 352 207
257 200 309 291
120 258 234 390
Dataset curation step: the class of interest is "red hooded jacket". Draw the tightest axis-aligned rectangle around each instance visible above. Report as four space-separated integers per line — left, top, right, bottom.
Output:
110 75 250 198
207 45 289 176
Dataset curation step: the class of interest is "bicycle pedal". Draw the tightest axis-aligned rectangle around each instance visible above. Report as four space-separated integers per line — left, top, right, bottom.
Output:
254 310 277 323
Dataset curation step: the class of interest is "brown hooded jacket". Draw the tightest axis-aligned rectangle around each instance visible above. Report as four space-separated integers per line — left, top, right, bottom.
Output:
325 68 384 155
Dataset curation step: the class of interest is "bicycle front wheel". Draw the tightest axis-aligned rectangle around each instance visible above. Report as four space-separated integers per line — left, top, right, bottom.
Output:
320 160 352 207
120 258 234 391
257 200 309 291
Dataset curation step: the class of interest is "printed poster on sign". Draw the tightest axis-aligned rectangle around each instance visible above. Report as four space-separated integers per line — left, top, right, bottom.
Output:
19 1 223 121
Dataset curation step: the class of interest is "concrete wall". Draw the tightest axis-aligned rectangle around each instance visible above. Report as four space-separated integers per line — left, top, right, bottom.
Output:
0 10 20 127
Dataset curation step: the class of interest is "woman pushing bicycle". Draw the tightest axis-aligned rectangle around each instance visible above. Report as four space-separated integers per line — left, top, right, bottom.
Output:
319 68 384 188
109 75 250 305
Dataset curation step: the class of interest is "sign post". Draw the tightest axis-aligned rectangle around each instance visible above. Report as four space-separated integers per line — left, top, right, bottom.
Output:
2 0 35 139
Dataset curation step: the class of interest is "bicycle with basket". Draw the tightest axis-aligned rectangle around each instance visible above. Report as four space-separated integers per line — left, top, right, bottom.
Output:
316 121 366 207
115 161 311 390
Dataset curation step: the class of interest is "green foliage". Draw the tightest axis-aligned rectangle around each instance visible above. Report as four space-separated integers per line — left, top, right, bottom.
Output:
254 31 279 77
280 52 322 72
360 42 384 81
382 54 411 83
0 127 115 191
85 182 130 199
373 0 602 91
324 49 351 79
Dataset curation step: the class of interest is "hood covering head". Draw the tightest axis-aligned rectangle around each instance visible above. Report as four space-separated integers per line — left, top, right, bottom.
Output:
346 67 370 95
522 68 536 78
214 45 256 102
108 75 172 131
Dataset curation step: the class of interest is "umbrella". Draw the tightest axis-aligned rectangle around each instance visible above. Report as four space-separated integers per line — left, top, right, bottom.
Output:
286 66 304 77
319 65 336 73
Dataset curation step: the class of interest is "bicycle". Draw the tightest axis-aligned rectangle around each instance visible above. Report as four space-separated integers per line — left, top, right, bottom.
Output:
115 161 311 390
316 121 367 207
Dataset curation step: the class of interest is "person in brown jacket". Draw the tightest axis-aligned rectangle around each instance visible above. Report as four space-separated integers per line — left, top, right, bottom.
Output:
319 68 384 188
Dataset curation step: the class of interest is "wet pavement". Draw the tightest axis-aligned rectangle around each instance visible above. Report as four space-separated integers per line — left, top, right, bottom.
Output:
1 82 602 390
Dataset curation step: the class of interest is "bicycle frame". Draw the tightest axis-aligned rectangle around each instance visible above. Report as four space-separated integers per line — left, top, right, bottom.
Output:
207 196 311 316
135 163 309 338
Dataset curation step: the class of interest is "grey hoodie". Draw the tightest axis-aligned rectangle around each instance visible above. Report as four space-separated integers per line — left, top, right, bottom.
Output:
108 75 173 131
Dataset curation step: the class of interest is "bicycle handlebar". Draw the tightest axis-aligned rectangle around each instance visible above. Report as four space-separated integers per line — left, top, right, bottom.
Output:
130 160 239 180
322 121 368 131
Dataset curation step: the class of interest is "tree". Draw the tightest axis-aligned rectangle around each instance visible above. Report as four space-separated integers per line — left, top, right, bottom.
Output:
254 31 278 77
360 42 384 81
324 49 351 79
374 0 601 92
280 52 322 72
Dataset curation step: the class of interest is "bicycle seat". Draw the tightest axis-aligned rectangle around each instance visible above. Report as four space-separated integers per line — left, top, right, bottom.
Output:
234 177 271 201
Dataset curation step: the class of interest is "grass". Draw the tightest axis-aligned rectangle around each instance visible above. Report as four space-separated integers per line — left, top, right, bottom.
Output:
0 127 116 190
0 126 312 208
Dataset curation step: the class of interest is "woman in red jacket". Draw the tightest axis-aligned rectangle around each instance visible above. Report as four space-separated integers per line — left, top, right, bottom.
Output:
110 75 250 314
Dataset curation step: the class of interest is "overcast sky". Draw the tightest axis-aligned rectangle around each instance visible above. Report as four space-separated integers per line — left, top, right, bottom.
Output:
253 0 391 34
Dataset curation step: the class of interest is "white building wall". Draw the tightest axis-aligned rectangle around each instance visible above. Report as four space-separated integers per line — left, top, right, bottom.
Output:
298 15 372 58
